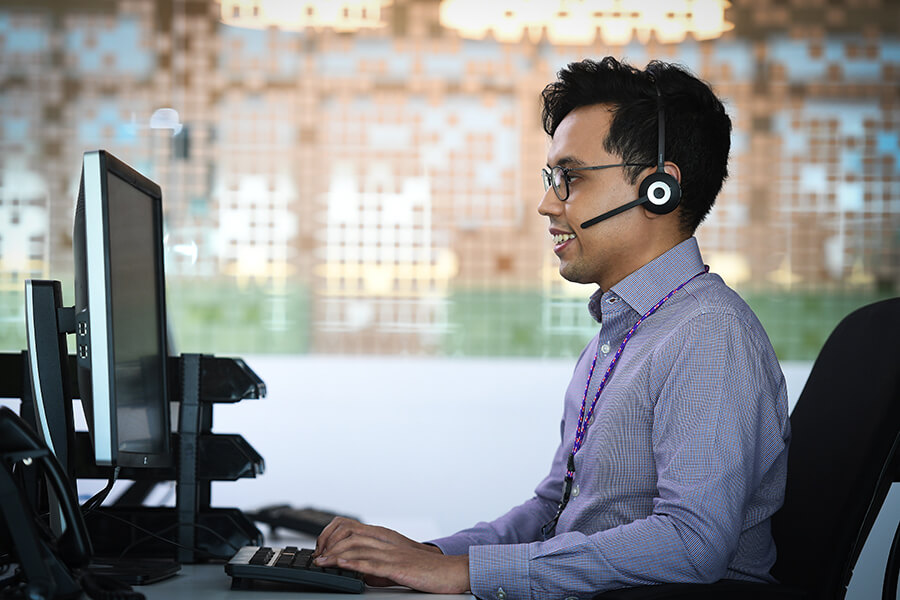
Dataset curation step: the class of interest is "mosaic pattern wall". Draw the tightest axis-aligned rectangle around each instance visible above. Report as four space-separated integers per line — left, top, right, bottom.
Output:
0 0 898 359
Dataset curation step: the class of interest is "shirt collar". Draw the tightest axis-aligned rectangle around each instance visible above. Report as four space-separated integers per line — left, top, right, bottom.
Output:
588 237 706 321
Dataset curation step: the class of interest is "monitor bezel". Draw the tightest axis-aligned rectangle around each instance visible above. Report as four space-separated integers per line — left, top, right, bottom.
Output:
78 149 172 469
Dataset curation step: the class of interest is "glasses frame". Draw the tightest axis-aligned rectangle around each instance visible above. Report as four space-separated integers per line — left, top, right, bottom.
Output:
542 163 653 202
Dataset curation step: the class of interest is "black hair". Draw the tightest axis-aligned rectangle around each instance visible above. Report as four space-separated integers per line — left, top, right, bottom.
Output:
541 57 732 234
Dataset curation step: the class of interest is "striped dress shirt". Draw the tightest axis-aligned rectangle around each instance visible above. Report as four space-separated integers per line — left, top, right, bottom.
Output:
431 237 791 600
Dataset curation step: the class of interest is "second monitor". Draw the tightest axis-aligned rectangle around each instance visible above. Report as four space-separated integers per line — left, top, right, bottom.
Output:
73 149 172 470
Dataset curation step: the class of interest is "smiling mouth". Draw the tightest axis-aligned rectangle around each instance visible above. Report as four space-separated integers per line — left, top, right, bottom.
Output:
553 233 576 245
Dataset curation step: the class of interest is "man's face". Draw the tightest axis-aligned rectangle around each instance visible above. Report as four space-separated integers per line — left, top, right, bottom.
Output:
538 104 651 291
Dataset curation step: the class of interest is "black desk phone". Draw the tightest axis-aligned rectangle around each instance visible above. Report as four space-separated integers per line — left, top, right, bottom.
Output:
0 406 91 599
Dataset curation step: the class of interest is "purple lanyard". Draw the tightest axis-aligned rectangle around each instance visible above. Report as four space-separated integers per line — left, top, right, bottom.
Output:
541 266 709 539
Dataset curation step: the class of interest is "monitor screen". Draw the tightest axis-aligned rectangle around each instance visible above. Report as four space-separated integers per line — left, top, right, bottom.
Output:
106 171 167 457
73 150 171 468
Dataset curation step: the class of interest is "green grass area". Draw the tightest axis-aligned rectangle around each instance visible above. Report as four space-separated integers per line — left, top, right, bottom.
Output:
740 288 898 361
442 289 595 357
165 281 312 355
2 282 894 361
444 287 898 361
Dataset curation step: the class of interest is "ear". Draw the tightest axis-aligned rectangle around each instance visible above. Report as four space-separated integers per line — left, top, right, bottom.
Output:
641 161 682 220
663 161 681 185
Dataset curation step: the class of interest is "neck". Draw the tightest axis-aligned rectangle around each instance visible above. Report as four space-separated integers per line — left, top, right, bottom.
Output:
597 232 690 292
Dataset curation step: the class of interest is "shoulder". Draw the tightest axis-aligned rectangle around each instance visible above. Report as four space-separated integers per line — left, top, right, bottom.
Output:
649 273 779 370
646 276 788 427
668 273 769 341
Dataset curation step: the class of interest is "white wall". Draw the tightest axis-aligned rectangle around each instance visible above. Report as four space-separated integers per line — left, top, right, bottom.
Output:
210 356 573 540
209 356 813 540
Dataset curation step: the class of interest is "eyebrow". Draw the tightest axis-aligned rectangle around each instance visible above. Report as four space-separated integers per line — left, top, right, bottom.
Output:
547 156 587 169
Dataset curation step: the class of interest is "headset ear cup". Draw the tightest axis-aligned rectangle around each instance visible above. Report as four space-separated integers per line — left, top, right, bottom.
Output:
638 172 681 215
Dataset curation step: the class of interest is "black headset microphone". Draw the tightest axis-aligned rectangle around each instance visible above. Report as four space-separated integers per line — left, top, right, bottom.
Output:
580 93 682 230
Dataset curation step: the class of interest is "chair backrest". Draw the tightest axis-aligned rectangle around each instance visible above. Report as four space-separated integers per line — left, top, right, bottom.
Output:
771 297 900 597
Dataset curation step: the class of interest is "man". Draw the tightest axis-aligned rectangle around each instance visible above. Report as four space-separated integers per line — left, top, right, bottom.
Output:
313 57 791 598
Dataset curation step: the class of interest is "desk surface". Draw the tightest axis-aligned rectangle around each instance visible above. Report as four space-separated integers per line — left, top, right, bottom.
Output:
139 564 474 600
127 526 475 599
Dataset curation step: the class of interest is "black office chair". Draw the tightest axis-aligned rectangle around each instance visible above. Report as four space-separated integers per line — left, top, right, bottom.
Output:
594 297 900 599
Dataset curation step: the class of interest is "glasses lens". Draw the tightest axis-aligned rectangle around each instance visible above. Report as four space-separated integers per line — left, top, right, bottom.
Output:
542 168 552 192
551 166 567 201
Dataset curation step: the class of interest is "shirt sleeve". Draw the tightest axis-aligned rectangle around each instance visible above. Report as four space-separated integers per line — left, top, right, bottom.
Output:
428 495 560 556
465 312 790 600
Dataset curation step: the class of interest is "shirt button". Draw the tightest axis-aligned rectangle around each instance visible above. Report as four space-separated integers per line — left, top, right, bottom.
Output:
497 588 506 600
572 484 579 497
566 597 579 600
600 343 610 354
607 296 618 304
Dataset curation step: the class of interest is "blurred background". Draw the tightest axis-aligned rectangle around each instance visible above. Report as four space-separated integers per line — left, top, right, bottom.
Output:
1 0 897 359
0 0 899 596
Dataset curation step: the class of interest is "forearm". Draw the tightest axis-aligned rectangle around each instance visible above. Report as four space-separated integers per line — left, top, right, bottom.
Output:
429 495 559 556
468 514 730 600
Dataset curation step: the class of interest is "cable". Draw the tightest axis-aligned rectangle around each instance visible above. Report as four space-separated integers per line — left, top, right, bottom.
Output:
86 510 238 560
81 467 121 514
190 521 244 555
34 478 242 560
115 523 178 560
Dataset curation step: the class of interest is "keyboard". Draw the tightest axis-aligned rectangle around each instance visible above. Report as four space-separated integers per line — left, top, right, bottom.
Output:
226 545 365 593
247 504 357 536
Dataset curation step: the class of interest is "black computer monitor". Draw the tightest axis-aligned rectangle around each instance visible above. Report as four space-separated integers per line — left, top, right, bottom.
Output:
72 150 172 469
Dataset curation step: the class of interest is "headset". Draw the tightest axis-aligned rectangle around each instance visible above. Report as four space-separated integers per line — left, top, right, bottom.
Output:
580 87 682 229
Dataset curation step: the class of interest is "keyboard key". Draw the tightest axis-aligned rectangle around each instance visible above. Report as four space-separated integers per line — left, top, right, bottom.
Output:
249 547 273 565
293 549 314 568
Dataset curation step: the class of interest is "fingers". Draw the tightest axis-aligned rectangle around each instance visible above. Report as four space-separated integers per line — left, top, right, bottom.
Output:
313 522 468 593
314 516 361 558
315 527 389 565
316 543 408 589
316 519 423 560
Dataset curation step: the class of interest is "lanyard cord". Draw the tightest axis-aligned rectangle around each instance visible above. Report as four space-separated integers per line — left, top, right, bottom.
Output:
541 266 709 539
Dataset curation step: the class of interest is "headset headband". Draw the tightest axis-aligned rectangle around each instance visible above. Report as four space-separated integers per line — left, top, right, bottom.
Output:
656 87 665 173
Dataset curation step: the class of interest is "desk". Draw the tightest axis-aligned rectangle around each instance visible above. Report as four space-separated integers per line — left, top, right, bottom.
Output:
139 564 475 600
137 530 474 600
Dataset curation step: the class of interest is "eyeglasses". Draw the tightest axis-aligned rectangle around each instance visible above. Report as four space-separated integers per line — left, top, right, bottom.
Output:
541 163 652 202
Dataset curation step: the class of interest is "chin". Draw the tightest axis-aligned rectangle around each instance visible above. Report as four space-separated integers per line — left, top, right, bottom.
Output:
557 261 601 286
558 266 586 285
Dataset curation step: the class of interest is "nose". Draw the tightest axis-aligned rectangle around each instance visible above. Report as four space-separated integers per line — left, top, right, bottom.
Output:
538 185 562 217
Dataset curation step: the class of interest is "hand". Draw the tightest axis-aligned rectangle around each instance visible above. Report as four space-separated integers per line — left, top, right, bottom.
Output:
313 517 469 594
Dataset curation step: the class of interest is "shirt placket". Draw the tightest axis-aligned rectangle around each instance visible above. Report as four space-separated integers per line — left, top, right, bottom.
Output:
564 294 634 521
